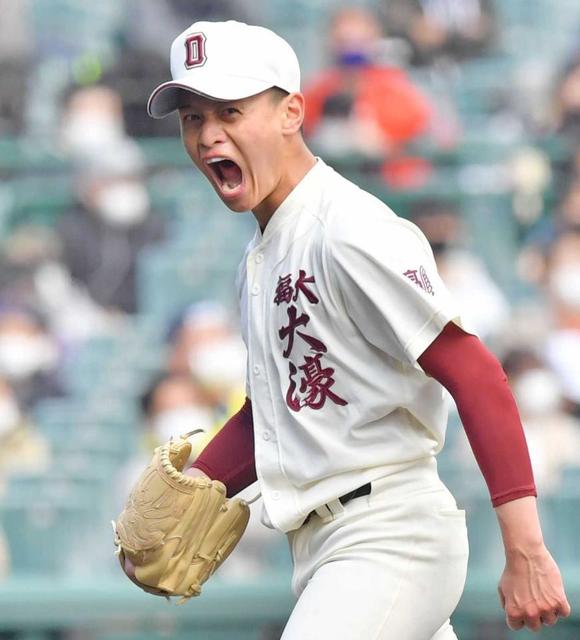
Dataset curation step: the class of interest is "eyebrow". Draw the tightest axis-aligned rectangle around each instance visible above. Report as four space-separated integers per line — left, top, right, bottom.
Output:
179 101 245 117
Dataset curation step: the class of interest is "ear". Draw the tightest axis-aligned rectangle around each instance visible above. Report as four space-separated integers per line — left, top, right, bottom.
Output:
281 92 306 136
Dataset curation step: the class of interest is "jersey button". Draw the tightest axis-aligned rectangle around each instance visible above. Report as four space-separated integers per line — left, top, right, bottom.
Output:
262 430 271 441
272 491 280 500
251 284 261 296
253 365 261 376
255 253 264 264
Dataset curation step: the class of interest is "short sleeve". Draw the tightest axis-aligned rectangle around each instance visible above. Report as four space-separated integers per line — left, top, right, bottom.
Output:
328 211 464 367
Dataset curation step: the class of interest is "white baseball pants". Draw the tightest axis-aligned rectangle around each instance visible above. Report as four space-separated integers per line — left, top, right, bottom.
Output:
282 457 469 640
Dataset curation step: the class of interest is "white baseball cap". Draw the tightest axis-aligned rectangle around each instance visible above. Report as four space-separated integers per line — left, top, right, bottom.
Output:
147 20 301 119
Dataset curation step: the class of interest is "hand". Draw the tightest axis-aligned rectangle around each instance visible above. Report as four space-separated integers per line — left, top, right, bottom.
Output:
122 555 169 598
498 543 571 631
124 555 136 579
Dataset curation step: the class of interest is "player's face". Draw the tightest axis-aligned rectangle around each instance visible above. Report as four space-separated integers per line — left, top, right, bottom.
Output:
179 91 287 213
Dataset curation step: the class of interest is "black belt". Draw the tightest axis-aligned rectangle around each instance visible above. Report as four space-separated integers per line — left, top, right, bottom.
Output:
303 482 371 525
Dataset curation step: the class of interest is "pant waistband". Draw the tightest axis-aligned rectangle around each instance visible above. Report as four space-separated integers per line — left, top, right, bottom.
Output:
303 482 371 526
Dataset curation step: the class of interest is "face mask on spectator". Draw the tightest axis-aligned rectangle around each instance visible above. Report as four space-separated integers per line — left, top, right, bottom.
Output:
189 338 247 392
153 406 214 443
95 183 149 227
336 49 373 67
550 265 580 309
62 115 124 155
0 396 20 436
513 369 562 417
0 334 57 380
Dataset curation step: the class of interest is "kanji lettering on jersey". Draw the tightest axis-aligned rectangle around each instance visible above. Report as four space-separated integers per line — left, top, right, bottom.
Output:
286 356 347 412
420 266 434 295
278 305 309 358
403 266 434 296
279 305 328 358
274 269 347 412
274 274 294 305
293 270 319 304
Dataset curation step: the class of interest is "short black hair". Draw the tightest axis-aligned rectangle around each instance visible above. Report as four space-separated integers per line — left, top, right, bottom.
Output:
269 87 290 102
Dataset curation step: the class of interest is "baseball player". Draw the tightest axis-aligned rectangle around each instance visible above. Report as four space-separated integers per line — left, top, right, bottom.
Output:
129 20 570 638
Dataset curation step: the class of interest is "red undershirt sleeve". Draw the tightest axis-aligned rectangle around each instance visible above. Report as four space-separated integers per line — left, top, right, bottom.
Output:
417 321 537 507
190 397 257 497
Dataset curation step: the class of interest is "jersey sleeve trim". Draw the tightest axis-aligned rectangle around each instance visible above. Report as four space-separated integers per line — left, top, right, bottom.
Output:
405 308 463 363
491 485 538 508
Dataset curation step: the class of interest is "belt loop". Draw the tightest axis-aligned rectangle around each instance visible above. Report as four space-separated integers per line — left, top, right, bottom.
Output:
314 498 344 524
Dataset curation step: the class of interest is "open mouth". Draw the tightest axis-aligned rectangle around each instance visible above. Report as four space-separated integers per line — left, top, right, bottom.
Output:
206 157 244 196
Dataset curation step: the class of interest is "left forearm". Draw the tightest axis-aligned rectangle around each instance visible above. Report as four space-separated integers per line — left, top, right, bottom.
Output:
419 323 571 631
418 322 537 506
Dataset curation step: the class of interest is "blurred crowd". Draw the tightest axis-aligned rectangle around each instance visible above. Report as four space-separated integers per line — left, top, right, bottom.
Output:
0 0 579 597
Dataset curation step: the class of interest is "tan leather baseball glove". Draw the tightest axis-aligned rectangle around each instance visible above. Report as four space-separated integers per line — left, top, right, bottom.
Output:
113 432 250 603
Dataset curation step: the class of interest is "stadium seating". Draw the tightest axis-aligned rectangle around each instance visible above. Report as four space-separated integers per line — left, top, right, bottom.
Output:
2 1 580 637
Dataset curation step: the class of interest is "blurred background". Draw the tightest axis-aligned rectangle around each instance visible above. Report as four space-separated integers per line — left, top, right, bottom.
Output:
0 0 579 638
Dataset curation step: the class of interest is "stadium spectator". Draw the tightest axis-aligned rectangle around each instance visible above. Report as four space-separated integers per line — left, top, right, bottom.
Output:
0 378 50 477
503 348 580 493
100 47 178 139
59 85 127 159
0 222 135 348
410 199 510 342
140 372 215 448
118 371 215 509
553 52 580 141
57 139 166 315
0 305 65 410
302 7 434 188
0 0 32 135
551 174 580 234
381 0 498 66
0 226 61 310
543 231 580 410
518 175 580 286
167 301 246 418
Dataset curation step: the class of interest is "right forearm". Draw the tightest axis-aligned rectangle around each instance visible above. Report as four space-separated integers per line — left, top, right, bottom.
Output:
190 397 257 496
495 496 544 557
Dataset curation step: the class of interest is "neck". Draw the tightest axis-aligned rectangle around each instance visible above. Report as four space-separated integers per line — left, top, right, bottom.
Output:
252 142 317 231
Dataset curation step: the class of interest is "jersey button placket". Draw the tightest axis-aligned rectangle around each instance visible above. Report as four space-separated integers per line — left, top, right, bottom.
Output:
248 246 280 506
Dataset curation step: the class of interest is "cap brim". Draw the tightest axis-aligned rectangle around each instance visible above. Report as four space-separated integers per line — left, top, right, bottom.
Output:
147 77 275 118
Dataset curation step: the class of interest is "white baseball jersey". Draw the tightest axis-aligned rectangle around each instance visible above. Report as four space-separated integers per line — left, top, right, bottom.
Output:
237 159 465 532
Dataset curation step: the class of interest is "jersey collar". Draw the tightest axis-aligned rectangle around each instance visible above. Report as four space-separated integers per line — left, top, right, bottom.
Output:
255 157 326 243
